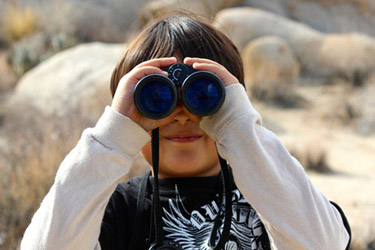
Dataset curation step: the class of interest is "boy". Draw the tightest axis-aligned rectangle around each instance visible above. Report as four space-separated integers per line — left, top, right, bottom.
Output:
22 15 350 250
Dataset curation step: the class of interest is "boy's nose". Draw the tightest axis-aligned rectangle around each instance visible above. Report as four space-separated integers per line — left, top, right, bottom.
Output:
173 108 190 125
172 91 190 125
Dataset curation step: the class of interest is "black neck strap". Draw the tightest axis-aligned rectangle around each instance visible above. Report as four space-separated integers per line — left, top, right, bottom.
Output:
208 154 232 249
129 171 150 250
151 128 164 246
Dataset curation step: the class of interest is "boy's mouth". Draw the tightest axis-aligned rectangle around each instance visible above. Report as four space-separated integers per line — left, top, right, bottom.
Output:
164 134 202 143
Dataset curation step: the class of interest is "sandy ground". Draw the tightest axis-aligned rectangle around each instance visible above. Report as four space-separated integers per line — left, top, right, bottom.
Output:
253 83 375 246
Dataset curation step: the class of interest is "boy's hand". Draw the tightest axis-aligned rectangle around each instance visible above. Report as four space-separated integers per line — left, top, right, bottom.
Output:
183 57 240 86
111 57 239 131
111 57 180 131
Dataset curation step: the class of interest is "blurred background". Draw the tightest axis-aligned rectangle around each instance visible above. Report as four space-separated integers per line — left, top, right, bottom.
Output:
0 0 374 249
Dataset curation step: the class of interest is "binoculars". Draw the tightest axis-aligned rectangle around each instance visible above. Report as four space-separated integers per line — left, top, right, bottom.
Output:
133 63 226 119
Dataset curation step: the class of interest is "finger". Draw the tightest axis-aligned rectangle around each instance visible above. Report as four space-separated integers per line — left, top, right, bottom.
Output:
184 57 232 79
190 62 239 85
136 57 177 69
183 57 221 66
129 66 169 82
191 62 224 73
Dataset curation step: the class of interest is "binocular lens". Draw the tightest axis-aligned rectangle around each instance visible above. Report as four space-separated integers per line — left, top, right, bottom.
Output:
185 78 221 115
140 81 173 113
136 79 176 119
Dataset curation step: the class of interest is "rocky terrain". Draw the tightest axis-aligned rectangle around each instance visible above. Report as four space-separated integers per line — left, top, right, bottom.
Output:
0 0 374 249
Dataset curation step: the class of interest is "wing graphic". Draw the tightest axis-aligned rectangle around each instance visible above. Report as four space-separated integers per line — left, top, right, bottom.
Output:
161 186 268 250
162 186 214 249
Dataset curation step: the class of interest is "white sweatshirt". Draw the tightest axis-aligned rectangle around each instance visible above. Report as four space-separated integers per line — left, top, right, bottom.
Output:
21 84 349 250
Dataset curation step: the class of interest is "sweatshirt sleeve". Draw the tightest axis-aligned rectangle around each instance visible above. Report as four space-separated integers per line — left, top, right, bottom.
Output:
21 106 150 250
200 84 350 250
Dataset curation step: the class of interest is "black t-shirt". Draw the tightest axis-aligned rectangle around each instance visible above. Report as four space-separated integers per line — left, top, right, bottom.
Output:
99 173 270 249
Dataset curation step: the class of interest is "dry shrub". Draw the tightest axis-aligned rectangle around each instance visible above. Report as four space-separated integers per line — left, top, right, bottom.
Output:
288 135 332 174
0 134 63 248
1 3 39 43
0 105 86 249
350 237 375 250
292 147 331 173
355 81 375 135
251 83 308 109
0 96 146 248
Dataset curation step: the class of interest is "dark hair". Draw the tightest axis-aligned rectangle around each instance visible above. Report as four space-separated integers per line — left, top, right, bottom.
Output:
110 15 244 97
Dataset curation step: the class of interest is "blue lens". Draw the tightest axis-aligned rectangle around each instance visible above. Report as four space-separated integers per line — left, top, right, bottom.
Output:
139 81 173 114
186 78 220 112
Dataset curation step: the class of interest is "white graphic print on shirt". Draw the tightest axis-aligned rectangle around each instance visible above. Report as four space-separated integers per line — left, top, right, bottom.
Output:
161 186 268 250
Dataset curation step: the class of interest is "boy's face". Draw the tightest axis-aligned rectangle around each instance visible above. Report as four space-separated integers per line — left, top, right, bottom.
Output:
140 105 220 178
140 55 220 178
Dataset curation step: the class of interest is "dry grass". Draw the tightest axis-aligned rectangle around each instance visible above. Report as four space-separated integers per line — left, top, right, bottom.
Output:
0 137 62 248
0 105 85 249
290 145 332 174
350 237 375 250
1 3 39 43
250 84 308 109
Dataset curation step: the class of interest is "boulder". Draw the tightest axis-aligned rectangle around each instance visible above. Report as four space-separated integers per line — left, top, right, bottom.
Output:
9 42 125 120
319 33 375 84
139 0 244 24
242 36 300 90
214 7 375 82
7 0 147 43
242 0 375 37
2 41 149 180
240 0 289 17
214 7 323 73
242 36 301 107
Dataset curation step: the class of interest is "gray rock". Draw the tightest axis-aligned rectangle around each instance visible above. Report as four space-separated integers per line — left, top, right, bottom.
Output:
242 36 300 89
241 0 375 37
292 1 375 37
242 36 302 108
214 7 324 75
6 0 150 43
319 33 375 83
241 0 289 17
214 7 375 82
2 42 151 181
139 0 244 24
10 42 125 120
